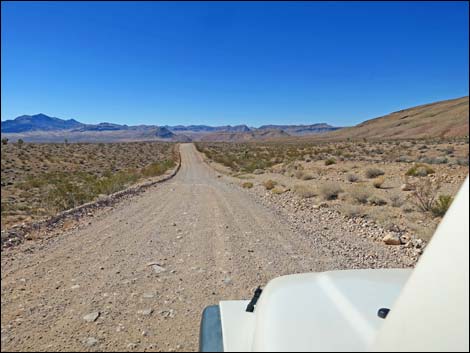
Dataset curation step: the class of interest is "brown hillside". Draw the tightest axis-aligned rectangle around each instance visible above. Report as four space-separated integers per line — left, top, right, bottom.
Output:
322 96 469 140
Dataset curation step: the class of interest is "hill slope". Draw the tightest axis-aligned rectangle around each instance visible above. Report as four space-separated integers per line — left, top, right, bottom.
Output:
323 96 469 140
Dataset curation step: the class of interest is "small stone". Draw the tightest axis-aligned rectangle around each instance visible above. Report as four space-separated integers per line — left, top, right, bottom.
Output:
84 337 98 347
71 285 80 290
138 308 154 316
383 233 401 246
143 293 155 299
83 312 100 322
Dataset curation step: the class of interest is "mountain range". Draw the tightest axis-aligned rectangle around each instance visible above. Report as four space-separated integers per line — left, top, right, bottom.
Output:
1 96 468 142
0 114 340 142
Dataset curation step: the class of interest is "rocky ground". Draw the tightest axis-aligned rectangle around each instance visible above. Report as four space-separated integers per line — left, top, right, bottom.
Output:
2 144 425 352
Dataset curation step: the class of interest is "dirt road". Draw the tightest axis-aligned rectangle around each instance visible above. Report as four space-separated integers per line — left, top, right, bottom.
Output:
1 143 332 352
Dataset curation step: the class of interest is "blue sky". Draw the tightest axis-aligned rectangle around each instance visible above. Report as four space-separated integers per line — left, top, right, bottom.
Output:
1 1 468 127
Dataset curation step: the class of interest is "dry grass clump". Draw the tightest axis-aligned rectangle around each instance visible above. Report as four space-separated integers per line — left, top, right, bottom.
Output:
242 182 254 189
365 168 385 178
263 180 277 190
319 183 343 200
293 184 317 198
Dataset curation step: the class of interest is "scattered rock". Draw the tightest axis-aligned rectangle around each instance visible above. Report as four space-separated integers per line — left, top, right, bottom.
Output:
147 262 166 274
137 308 154 316
382 233 401 245
83 312 100 323
84 337 98 347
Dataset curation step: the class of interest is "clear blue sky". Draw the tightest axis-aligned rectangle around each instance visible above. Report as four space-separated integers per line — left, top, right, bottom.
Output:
1 1 468 127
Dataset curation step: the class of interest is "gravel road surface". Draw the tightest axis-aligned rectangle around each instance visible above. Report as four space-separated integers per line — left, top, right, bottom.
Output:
1 143 332 351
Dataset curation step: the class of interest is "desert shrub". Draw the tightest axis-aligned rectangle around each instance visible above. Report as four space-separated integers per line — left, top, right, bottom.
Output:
300 173 314 180
263 180 277 190
396 155 412 163
389 194 404 208
324 158 336 166
342 205 365 218
319 183 342 200
368 195 387 206
431 157 448 164
293 184 316 198
242 182 253 189
94 170 140 195
141 159 175 177
346 174 359 182
406 163 435 177
16 139 24 148
1 138 8 145
349 187 370 204
431 195 453 217
456 158 469 166
409 178 440 212
372 176 385 189
365 168 384 178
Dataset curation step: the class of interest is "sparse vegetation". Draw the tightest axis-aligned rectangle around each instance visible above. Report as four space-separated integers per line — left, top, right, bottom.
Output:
242 182 254 189
1 142 178 229
197 137 468 241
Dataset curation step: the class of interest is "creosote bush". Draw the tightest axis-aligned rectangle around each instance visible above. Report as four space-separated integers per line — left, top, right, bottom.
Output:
405 163 435 177
431 195 453 217
324 158 336 166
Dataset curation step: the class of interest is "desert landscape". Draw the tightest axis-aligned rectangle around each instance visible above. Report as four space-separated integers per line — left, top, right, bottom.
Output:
1 95 469 351
2 1 469 351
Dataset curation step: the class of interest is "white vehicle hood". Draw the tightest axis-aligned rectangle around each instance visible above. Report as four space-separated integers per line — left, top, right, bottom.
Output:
220 269 411 352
